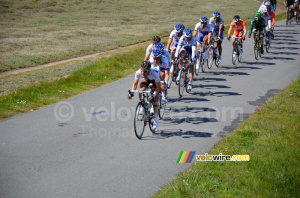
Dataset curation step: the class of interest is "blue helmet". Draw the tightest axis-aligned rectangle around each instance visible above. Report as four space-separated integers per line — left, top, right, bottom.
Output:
175 24 184 33
152 49 162 58
155 42 165 51
213 12 221 18
184 28 192 38
200 16 208 23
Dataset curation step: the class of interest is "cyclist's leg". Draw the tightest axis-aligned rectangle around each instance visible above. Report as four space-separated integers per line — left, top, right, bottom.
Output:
170 42 177 61
232 29 239 47
197 32 204 52
203 35 209 59
218 29 224 56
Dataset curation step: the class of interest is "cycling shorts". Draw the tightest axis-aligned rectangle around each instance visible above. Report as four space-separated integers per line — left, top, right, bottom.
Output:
197 31 210 43
171 42 178 49
180 46 192 58
212 29 224 41
233 30 244 37
252 24 264 34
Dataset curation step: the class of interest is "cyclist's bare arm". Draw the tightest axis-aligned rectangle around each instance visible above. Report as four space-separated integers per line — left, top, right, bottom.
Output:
129 78 139 99
228 26 233 36
144 53 150 61
154 82 161 96
243 24 247 37
193 30 197 37
166 38 173 50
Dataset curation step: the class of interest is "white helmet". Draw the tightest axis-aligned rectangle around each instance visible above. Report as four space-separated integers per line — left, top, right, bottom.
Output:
264 1 271 6
261 8 268 14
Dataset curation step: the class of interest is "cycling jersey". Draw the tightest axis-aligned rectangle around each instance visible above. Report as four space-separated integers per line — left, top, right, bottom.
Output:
262 13 272 29
209 17 225 41
135 68 160 82
175 35 197 59
151 56 170 72
249 17 266 34
209 17 225 31
194 22 212 34
169 30 181 44
286 0 295 7
228 20 246 37
146 44 170 60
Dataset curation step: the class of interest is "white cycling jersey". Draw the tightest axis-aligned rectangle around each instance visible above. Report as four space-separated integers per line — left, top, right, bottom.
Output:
169 29 181 43
150 55 170 71
209 17 224 31
262 13 272 29
258 4 275 13
194 22 213 33
135 68 160 82
146 44 170 60
175 35 197 59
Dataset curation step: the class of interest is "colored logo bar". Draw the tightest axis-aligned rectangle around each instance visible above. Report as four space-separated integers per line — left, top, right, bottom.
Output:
176 151 196 163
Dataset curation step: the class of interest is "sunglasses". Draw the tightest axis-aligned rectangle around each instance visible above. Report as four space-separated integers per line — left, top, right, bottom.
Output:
201 22 207 24
141 69 149 73
214 17 220 20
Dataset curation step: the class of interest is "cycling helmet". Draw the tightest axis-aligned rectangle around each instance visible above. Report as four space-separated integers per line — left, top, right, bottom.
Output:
140 61 151 71
152 49 162 58
233 15 240 22
264 1 271 6
151 36 161 44
200 16 208 23
255 12 262 18
184 28 192 38
155 42 165 53
175 24 184 33
260 8 268 14
213 11 221 18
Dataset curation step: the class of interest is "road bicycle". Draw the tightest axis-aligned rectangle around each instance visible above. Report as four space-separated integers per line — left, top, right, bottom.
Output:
265 31 272 53
178 55 192 97
208 37 220 68
231 36 243 65
254 32 262 60
195 42 207 74
129 85 166 139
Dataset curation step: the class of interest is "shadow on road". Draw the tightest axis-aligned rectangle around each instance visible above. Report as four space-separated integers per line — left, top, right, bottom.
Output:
199 84 231 89
272 42 300 45
270 51 299 55
264 56 295 61
206 71 250 76
272 46 300 50
142 129 214 140
243 61 275 66
222 66 262 70
200 77 227 82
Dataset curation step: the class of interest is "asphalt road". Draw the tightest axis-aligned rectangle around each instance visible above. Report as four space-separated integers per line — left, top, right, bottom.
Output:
1 20 300 198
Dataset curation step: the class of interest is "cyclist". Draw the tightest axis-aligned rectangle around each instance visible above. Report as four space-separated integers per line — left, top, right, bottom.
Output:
284 0 295 23
151 48 170 104
227 15 247 54
209 11 224 64
175 28 197 91
261 8 272 46
128 61 161 130
295 0 299 20
248 12 266 54
166 24 185 61
259 1 276 37
144 35 161 61
193 16 212 61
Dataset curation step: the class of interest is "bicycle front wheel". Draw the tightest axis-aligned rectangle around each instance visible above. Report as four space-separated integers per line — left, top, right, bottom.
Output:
207 47 214 69
185 66 190 93
134 102 146 139
178 68 184 97
195 56 200 75
200 52 206 73
254 40 259 60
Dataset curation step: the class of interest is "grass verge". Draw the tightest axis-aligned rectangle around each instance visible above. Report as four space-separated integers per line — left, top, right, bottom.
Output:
152 78 300 197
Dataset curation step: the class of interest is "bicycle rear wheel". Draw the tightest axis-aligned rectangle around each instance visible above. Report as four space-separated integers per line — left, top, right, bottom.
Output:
158 95 166 119
195 55 200 76
232 47 237 65
200 52 206 73
178 68 184 97
254 40 259 60
207 46 214 69
185 66 190 93
266 39 270 53
134 102 146 139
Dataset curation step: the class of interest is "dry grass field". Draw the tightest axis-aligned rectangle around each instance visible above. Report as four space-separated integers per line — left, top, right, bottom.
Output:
0 0 260 72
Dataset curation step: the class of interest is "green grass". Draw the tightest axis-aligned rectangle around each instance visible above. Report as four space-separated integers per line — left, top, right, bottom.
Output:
0 47 145 118
152 78 300 197
0 0 262 72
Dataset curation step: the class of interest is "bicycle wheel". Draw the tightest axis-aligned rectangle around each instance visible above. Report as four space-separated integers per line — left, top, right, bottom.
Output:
266 39 270 53
134 102 146 139
207 46 214 69
254 40 259 60
185 66 190 93
258 42 262 58
214 49 220 67
195 55 200 76
200 51 206 73
158 95 166 119
167 63 174 88
232 47 237 65
178 68 184 97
